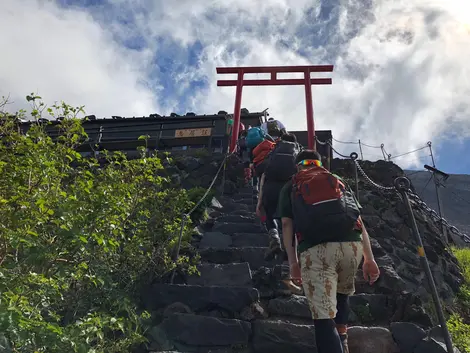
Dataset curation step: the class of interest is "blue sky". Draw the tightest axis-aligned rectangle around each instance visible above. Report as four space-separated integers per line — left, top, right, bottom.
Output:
1 0 470 174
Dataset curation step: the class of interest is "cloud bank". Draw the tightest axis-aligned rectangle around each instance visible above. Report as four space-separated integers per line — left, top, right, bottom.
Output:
1 0 470 170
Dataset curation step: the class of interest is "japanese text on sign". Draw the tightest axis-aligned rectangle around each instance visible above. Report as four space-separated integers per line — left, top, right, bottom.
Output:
174 128 212 138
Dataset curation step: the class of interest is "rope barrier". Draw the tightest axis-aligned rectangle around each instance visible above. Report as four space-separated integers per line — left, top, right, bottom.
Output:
389 145 428 160
360 141 382 149
169 153 229 284
325 136 431 162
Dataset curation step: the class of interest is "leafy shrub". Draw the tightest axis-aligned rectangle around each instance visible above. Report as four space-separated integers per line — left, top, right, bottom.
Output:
448 247 470 352
0 95 201 352
447 313 470 353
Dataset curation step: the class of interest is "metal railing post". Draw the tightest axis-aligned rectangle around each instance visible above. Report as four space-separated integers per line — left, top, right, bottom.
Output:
170 213 188 284
394 177 454 353
350 152 359 199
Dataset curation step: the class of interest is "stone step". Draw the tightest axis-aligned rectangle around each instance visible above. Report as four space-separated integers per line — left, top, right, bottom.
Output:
142 284 259 313
232 233 270 247
253 321 399 353
237 187 257 194
252 320 316 353
267 294 394 325
232 197 257 205
187 263 252 287
217 199 251 213
213 221 265 235
233 193 257 201
199 247 283 270
229 209 258 218
198 232 270 249
199 231 232 249
150 315 399 353
216 214 259 224
150 313 251 351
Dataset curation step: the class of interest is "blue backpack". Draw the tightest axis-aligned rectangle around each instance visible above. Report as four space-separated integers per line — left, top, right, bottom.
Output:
245 127 265 148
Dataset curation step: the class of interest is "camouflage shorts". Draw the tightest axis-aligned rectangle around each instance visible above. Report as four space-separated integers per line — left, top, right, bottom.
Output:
300 241 363 320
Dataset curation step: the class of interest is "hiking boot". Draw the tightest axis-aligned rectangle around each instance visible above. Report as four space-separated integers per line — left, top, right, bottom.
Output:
276 279 304 296
264 229 283 261
339 333 349 353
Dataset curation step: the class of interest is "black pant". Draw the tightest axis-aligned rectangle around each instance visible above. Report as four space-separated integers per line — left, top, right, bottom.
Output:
313 293 349 353
262 180 285 232
252 175 259 190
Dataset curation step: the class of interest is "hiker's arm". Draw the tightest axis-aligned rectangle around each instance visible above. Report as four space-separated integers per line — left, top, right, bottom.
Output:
282 217 298 265
359 216 375 262
265 134 275 142
257 174 265 208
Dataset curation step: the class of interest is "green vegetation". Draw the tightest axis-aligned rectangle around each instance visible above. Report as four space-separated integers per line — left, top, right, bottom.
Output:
0 95 205 352
447 247 470 352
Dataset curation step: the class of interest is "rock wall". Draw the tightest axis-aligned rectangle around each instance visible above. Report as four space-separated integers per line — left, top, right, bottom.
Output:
159 151 243 194
136 154 465 353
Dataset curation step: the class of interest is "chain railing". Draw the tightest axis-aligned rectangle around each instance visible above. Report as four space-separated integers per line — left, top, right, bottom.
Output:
316 136 470 245
169 153 230 284
318 136 462 351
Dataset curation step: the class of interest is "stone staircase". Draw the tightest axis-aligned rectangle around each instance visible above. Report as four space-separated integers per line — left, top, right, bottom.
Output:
140 187 455 353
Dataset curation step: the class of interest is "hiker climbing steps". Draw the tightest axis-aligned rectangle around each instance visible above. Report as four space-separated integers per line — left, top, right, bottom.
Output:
141 179 457 353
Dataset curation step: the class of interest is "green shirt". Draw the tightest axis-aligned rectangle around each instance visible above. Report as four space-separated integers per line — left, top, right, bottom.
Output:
277 178 362 253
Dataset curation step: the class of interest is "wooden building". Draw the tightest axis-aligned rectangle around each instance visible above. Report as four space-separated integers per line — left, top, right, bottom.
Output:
17 109 333 165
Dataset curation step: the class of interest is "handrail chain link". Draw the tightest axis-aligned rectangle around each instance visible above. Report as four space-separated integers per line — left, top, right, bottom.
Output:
315 137 470 244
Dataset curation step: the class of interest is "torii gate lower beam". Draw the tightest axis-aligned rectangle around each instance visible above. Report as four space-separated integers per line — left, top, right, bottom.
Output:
216 65 334 152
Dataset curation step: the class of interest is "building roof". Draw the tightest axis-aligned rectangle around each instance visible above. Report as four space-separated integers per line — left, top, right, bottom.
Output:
17 110 267 126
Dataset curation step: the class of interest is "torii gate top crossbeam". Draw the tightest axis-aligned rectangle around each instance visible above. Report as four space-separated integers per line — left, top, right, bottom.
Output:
216 65 333 152
216 65 334 74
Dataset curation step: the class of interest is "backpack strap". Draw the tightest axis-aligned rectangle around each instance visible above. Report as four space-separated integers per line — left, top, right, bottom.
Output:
332 173 362 209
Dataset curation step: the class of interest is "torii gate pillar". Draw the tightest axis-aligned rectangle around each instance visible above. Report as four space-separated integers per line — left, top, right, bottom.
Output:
216 65 334 152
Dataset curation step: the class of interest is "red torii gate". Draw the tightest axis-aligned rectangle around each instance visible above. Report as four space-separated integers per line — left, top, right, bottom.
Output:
216 65 334 152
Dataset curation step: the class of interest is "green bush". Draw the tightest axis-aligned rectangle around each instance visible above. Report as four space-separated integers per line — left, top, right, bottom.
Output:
0 95 201 352
448 247 470 352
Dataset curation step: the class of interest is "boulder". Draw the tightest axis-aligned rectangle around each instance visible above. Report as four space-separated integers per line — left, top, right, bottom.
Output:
390 322 427 353
348 326 400 353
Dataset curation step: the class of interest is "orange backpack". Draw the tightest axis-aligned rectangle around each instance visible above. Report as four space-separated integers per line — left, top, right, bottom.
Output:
291 166 361 245
252 140 275 166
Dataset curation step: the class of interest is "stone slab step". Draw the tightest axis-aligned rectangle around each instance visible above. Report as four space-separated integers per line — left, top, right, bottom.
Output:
267 294 393 325
199 231 232 249
237 186 257 193
233 194 257 201
232 197 257 205
199 232 270 249
232 233 270 247
152 313 251 351
252 320 316 353
252 321 399 353
142 284 259 313
199 247 283 270
187 263 252 287
217 214 259 224
217 199 251 213
213 221 265 234
229 209 258 218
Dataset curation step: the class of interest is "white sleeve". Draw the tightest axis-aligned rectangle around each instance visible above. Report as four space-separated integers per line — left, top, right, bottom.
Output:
277 120 286 129
260 122 267 133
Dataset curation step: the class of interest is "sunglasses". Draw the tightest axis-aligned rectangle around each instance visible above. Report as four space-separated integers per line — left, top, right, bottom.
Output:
297 159 322 167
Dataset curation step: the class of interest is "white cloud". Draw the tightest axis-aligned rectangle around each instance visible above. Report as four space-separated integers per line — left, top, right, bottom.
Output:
0 0 159 117
1 0 470 170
